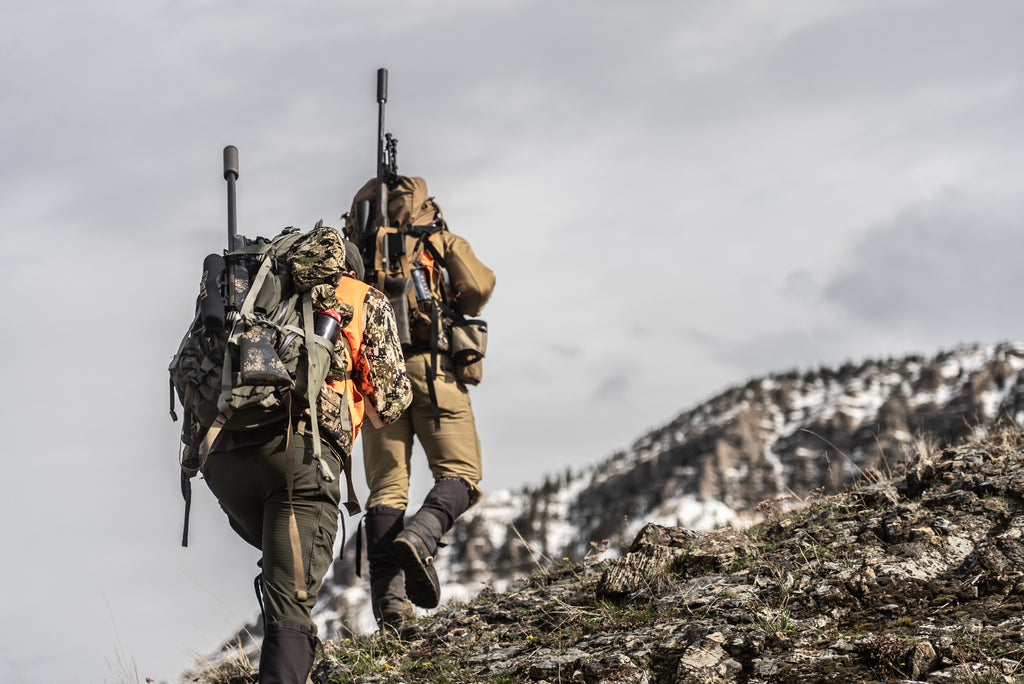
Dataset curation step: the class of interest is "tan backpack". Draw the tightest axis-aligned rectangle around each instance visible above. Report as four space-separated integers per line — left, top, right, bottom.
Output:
343 176 495 403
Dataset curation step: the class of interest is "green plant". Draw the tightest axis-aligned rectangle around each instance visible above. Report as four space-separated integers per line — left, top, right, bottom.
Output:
751 608 794 634
855 635 910 679
320 630 408 678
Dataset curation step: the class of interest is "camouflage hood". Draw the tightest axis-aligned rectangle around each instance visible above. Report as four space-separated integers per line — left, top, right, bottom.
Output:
287 221 346 292
287 221 347 311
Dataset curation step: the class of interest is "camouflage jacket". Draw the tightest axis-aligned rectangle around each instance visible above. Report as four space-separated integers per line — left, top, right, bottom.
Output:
315 284 412 454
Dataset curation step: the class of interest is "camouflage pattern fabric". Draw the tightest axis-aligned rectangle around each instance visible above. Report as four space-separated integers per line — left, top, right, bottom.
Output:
287 223 346 293
357 287 413 424
310 283 345 313
239 324 291 386
315 286 411 455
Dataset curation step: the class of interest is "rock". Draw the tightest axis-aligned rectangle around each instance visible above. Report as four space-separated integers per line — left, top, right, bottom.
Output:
904 641 938 679
581 654 651 684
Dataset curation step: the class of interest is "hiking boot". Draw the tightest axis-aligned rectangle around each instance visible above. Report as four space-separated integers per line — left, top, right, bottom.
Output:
390 513 444 609
364 506 413 630
373 572 413 632
258 619 315 684
390 478 472 609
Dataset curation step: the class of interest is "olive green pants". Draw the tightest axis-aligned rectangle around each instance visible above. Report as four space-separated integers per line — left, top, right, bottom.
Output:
362 351 483 510
203 430 342 634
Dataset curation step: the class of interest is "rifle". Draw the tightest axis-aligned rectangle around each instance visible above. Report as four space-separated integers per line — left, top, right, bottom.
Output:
361 69 401 270
222 145 252 311
217 145 290 385
361 68 413 343
375 67 390 231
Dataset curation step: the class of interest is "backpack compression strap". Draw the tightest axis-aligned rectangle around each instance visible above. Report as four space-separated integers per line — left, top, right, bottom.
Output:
179 398 232 547
336 333 360 516
281 394 309 602
420 235 465 431
301 292 337 483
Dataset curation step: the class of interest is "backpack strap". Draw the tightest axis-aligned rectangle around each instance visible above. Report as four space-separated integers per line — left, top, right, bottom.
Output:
418 234 464 431
336 333 360 516
426 304 442 430
179 407 231 547
300 292 336 483
281 395 309 602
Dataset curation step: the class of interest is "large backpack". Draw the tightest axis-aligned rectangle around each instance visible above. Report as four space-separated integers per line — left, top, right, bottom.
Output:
169 222 360 549
343 176 495 421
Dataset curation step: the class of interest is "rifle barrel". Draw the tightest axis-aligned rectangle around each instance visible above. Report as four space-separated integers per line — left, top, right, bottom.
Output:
223 146 240 248
377 68 388 104
375 69 389 229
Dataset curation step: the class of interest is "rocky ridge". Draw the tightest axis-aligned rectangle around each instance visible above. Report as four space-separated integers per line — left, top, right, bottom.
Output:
315 342 1024 635
201 429 1024 683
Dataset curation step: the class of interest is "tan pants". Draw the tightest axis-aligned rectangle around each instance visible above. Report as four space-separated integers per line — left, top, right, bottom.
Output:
362 351 483 509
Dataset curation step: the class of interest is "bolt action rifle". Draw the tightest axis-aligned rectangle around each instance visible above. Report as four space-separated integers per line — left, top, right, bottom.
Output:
352 68 414 344
201 145 290 386
354 68 399 272
222 145 252 312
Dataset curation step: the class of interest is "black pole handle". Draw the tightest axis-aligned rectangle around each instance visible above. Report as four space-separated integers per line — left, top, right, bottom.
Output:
377 68 388 104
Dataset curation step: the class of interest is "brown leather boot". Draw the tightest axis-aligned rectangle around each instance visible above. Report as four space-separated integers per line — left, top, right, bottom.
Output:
391 478 471 609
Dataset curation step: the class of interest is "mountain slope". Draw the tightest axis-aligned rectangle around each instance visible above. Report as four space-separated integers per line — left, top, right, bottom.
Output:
310 341 1024 637
202 427 1024 683
207 341 1024 658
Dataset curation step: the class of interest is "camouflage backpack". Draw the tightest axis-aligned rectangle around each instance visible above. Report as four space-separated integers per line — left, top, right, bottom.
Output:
343 176 495 414
169 222 360 546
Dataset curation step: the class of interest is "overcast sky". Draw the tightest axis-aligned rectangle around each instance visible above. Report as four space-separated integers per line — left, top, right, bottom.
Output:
4 1 1024 681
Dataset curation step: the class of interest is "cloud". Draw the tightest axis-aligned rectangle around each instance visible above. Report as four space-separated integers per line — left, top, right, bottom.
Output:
824 190 1024 341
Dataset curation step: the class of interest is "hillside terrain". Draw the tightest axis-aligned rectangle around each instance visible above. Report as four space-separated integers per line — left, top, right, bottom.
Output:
316 342 1024 633
198 429 1024 682
191 341 1024 681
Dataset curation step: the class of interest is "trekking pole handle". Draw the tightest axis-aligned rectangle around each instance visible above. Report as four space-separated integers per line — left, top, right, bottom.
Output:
377 68 388 104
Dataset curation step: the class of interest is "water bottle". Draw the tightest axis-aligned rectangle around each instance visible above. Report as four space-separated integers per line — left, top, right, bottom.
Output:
411 267 431 310
314 309 343 344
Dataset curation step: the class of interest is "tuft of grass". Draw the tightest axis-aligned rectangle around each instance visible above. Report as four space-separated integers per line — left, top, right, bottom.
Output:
751 608 794 634
855 634 911 679
103 591 146 684
105 647 143 684
187 638 256 684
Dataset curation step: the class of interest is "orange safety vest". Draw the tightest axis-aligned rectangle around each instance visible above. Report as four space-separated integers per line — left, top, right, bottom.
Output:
326 276 371 440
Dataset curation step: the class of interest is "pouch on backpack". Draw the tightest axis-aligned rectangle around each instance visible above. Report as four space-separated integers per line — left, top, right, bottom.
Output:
450 319 487 385
442 232 495 317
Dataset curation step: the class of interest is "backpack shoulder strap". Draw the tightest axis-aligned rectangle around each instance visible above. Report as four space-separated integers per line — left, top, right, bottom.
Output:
300 291 336 483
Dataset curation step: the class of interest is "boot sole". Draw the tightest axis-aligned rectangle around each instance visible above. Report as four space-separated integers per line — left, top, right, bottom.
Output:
391 536 440 609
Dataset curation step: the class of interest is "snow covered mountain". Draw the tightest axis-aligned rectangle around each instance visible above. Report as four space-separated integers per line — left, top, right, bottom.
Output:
227 341 1024 646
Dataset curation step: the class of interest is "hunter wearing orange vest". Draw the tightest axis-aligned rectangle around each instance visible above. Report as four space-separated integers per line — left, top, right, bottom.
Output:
201 236 412 682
